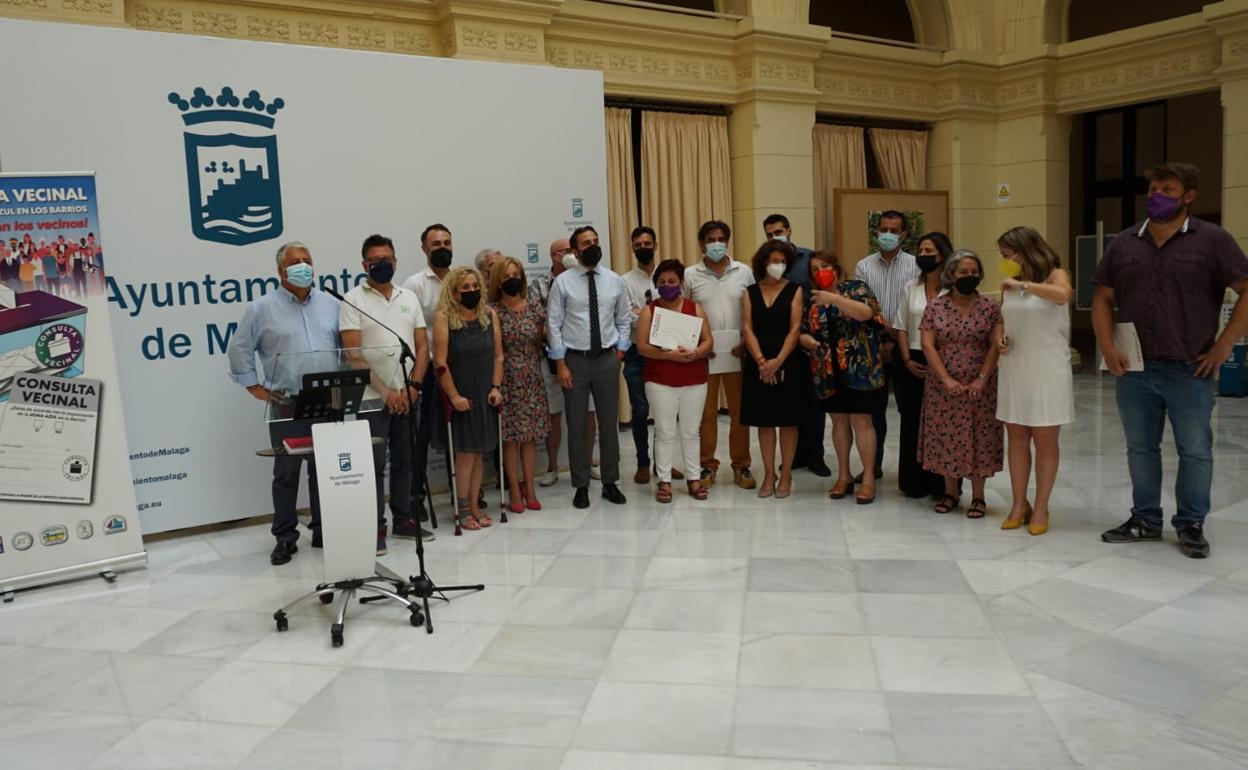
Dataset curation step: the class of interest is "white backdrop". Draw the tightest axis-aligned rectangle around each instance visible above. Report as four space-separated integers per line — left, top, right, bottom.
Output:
0 19 608 532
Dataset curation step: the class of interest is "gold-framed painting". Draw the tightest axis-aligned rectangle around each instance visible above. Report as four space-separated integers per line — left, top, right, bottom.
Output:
833 189 950 277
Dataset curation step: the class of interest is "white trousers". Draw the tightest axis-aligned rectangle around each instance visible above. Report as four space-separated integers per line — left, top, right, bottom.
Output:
645 381 707 483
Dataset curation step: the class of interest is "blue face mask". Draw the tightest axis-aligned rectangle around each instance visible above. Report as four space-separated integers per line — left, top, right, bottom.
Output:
285 262 314 289
877 232 902 252
705 242 728 262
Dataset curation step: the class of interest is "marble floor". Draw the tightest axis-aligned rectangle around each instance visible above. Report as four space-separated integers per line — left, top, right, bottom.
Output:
4 375 1248 769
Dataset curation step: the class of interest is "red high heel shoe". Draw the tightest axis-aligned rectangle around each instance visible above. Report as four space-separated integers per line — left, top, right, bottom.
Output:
522 490 542 511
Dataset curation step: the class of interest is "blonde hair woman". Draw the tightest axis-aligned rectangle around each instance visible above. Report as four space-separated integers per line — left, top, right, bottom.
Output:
489 257 550 513
433 266 504 532
996 226 1073 536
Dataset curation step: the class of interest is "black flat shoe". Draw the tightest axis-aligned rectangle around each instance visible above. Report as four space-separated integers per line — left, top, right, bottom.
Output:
602 483 627 505
310 530 323 549
573 487 591 509
270 541 298 565
808 458 832 478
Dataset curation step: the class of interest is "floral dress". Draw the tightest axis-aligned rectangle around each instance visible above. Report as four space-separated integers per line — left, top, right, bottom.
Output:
917 294 1004 479
804 279 887 399
494 298 549 442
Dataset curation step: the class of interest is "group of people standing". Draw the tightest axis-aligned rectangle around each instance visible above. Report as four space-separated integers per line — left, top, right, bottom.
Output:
229 161 1246 566
0 233 101 297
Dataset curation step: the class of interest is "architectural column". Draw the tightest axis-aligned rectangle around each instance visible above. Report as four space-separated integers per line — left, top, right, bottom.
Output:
728 16 827 248
1209 0 1248 253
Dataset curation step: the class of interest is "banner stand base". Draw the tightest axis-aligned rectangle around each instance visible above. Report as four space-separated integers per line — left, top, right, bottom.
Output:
0 552 148 603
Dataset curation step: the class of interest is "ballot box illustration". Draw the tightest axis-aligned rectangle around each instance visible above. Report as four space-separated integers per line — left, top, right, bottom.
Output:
0 291 87 403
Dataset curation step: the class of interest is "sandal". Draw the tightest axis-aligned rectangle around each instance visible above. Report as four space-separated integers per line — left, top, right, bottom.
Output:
934 494 960 514
967 498 988 519
656 481 673 504
476 509 494 527
687 480 708 500
457 498 481 532
828 478 854 499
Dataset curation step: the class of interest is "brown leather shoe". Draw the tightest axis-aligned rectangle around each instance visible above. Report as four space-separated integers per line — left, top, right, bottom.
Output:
671 468 685 480
734 469 757 490
634 467 651 484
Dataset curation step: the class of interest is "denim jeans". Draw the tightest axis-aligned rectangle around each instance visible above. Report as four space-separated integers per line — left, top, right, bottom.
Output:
363 409 413 527
623 349 650 468
1116 360 1215 528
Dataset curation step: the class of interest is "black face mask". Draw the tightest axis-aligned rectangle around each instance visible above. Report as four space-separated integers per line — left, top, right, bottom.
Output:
459 289 482 309
580 245 603 268
430 248 453 269
367 260 395 284
954 275 982 295
501 276 524 296
916 255 941 273
634 247 655 265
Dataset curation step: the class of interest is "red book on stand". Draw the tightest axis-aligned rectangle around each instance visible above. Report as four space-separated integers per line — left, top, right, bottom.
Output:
282 436 314 454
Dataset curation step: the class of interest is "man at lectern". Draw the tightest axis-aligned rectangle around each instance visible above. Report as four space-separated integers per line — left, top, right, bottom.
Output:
340 234 430 557
227 241 341 566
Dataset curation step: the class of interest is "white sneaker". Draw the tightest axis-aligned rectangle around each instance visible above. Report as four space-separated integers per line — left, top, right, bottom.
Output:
539 470 559 487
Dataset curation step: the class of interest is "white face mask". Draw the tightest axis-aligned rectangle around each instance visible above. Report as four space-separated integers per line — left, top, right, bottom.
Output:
560 253 579 270
705 242 728 262
770 234 788 243
766 262 786 280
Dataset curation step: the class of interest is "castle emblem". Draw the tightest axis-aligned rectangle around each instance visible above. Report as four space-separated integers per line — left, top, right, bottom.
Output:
169 86 286 246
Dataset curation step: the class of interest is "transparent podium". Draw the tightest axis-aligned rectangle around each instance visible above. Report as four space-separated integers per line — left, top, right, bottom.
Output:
260 346 426 647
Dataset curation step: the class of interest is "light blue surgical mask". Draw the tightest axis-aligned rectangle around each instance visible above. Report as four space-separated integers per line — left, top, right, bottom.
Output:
285 262 314 288
705 242 728 262
877 232 901 253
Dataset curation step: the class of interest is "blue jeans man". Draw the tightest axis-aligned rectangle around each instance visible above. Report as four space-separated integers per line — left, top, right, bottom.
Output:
623 347 650 480
1113 360 1214 531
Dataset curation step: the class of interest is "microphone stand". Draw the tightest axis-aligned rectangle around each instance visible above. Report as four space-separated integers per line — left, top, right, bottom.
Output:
325 286 483 633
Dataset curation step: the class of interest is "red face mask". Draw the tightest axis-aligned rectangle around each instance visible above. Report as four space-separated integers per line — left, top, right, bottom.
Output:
813 268 837 290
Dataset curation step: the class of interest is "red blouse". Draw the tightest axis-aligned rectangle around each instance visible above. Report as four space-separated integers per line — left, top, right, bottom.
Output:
643 299 709 387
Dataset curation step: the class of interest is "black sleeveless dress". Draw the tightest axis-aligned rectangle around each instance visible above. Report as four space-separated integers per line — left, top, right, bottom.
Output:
741 281 805 427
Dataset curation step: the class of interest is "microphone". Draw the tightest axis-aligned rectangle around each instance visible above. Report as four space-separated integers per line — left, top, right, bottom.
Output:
323 287 414 364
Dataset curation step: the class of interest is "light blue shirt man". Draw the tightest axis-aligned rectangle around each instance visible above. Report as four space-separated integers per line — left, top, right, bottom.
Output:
546 264 633 360
227 285 341 394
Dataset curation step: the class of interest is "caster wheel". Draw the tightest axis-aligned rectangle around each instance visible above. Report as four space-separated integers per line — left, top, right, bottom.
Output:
331 623 344 648
273 612 288 632
409 610 424 627
319 592 334 605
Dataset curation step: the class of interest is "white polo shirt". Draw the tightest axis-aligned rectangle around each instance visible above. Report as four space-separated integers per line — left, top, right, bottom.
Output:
339 282 425 391
684 259 755 331
621 265 656 342
401 267 445 344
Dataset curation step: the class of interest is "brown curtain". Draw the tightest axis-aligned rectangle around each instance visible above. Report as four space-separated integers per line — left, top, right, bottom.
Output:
868 127 928 190
605 108 639 274
812 124 868 251
640 111 733 265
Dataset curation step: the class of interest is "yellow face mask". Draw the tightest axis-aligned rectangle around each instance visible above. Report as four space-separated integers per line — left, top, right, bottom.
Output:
1000 257 1022 279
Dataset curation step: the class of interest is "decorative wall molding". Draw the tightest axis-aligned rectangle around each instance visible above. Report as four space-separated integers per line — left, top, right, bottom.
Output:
298 21 338 45
191 9 237 36
133 4 182 31
247 15 290 41
0 0 49 9
346 25 386 49
62 0 112 14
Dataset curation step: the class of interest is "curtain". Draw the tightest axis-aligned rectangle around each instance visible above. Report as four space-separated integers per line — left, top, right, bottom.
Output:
640 111 733 265
605 108 639 275
868 127 928 190
812 124 868 251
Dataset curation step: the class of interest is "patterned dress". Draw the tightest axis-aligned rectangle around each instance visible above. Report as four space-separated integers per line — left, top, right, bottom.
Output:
917 294 1004 479
804 279 887 398
494 298 549 442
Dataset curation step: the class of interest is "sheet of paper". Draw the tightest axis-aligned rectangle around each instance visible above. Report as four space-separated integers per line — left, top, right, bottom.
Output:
649 307 702 351
709 329 741 375
0 373 101 504
1100 322 1144 372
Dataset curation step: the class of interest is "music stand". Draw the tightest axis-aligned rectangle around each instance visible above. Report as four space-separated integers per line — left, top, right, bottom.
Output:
270 366 427 647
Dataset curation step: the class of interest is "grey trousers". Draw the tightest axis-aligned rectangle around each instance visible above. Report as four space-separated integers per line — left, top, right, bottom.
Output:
564 352 621 489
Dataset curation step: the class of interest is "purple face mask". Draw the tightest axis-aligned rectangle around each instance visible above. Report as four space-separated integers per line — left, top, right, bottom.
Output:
657 284 682 302
1146 192 1183 222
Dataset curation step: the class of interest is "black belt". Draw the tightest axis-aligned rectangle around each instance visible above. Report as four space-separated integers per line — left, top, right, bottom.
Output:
565 348 613 358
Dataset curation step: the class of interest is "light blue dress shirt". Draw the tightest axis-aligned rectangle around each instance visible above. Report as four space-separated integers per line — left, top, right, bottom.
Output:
227 286 341 392
546 265 633 360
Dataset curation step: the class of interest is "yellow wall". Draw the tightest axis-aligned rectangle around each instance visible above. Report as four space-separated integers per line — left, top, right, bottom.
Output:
5 0 1248 267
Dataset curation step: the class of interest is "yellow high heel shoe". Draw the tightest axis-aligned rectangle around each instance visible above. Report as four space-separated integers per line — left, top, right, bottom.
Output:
1028 512 1049 536
1001 504 1033 531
